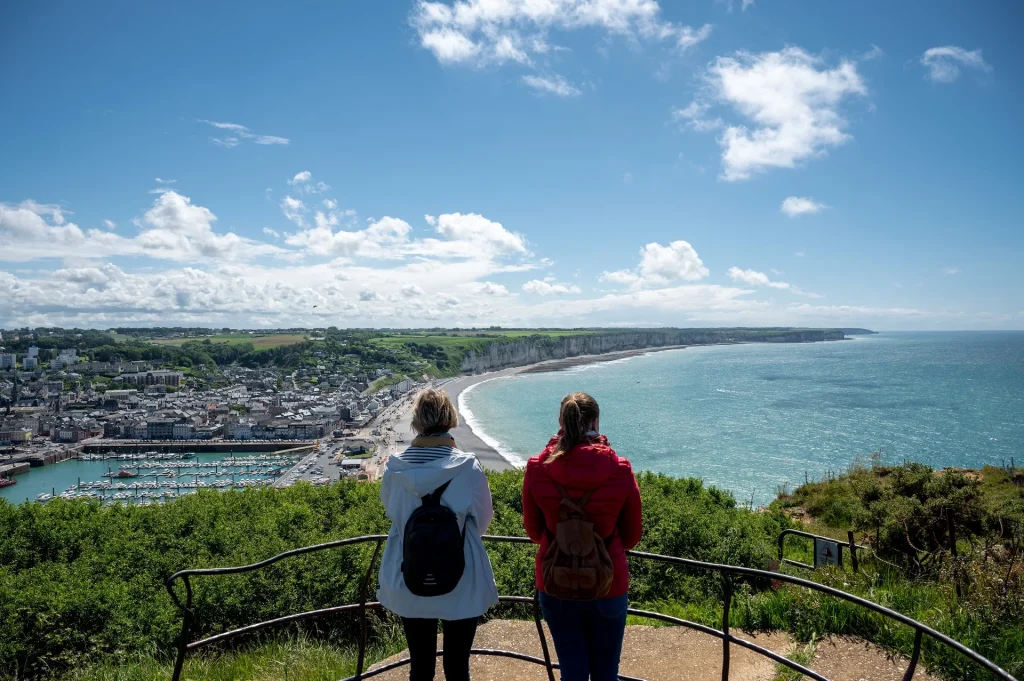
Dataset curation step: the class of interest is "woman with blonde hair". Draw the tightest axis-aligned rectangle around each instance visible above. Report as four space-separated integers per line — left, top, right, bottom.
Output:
522 392 642 681
378 388 498 681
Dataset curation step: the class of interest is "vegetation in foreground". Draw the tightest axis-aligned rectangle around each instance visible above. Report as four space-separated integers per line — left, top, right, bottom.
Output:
1 463 1020 680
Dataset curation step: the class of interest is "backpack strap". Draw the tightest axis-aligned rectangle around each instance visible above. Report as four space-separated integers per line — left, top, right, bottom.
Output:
554 483 594 518
422 479 468 540
422 479 452 505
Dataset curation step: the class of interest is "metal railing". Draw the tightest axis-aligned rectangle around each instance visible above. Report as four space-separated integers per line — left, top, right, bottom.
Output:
165 535 1017 681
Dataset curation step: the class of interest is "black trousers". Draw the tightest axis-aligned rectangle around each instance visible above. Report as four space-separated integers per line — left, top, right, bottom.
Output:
400 616 479 681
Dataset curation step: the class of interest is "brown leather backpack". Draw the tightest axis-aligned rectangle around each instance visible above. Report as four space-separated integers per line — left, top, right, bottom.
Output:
540 483 615 600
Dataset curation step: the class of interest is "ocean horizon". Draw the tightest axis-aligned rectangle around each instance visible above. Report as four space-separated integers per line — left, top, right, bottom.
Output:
460 331 1024 505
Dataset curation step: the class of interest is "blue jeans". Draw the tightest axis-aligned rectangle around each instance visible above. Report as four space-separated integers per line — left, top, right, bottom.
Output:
538 592 628 681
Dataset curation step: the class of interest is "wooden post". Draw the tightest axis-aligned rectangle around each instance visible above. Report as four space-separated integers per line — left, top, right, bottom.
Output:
948 514 961 599
848 530 859 573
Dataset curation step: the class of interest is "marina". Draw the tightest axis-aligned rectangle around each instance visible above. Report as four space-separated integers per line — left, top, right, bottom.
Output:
0 451 306 505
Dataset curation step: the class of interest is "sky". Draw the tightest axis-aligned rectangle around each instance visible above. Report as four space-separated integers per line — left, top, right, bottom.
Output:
1 0 1021 331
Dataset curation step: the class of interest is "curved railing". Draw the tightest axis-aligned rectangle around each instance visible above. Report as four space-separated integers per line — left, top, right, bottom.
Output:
165 535 1017 681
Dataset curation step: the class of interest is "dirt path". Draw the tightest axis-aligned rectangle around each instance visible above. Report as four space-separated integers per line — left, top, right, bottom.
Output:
368 620 940 680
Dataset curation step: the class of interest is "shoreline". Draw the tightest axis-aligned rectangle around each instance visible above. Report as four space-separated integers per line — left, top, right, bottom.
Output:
439 344 691 471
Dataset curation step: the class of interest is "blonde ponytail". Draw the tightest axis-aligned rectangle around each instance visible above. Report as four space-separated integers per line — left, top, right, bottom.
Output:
546 392 600 463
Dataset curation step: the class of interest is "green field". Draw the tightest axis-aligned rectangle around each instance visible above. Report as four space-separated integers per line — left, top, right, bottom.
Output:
149 333 306 349
371 329 597 347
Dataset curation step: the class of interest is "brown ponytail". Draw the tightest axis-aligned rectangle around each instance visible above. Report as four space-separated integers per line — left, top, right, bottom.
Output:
546 392 600 464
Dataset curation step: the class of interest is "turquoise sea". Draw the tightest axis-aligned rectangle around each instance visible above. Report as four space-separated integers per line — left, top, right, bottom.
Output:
461 332 1024 505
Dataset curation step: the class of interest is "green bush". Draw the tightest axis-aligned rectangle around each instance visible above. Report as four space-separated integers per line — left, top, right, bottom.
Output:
2 466 1022 680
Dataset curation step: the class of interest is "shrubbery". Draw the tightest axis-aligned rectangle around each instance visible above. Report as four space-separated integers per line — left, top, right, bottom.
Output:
2 465 1022 680
0 471 780 679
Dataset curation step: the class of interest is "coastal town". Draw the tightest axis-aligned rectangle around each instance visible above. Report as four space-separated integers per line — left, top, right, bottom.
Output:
0 328 434 502
0 325 863 503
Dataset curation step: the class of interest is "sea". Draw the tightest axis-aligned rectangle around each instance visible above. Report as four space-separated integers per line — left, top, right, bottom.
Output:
460 332 1024 506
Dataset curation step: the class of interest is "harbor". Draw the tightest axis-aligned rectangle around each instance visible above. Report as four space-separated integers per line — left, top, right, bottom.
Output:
0 448 312 505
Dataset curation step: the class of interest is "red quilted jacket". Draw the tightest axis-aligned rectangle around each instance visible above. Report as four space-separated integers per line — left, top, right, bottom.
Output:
522 433 643 598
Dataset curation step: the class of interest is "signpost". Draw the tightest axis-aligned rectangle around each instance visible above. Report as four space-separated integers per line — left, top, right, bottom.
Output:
814 538 842 568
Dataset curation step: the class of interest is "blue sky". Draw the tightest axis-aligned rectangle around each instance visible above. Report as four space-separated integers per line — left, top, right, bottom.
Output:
1 0 1021 330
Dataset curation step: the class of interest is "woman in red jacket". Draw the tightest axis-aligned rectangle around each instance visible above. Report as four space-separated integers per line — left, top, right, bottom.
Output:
522 392 642 681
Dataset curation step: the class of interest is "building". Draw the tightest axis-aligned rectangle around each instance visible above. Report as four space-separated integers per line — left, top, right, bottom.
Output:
104 389 137 400
0 354 15 369
0 428 32 443
55 427 87 443
145 418 177 440
22 357 37 370
121 370 183 387
27 346 39 358
172 423 195 440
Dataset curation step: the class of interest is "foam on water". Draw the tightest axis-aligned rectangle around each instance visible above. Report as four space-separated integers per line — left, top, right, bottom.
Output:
458 376 528 468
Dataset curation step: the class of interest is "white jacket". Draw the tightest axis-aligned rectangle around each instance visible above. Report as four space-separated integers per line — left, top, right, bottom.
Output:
376 446 498 620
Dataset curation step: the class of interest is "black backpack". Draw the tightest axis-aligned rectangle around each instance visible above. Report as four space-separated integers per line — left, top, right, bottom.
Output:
401 479 467 596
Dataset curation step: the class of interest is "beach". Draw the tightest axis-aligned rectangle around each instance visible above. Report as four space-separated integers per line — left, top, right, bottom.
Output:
369 345 690 473
439 345 691 471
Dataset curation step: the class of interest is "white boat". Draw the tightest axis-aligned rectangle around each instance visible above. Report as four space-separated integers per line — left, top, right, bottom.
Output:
35 493 52 502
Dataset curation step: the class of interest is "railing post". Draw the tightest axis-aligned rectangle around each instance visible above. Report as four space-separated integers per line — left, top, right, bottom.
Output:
847 531 859 574
721 575 732 681
778 532 786 562
901 629 924 681
533 590 556 681
354 536 382 679
170 576 193 681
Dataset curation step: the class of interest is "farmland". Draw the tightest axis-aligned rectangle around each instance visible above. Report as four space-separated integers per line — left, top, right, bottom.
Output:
149 333 307 349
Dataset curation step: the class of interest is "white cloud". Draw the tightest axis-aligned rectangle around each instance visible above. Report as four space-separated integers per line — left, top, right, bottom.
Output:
411 0 711 68
728 267 789 289
324 199 338 210
263 227 280 239
103 219 116 230
432 212 527 256
943 266 961 275
600 269 641 286
862 45 885 61
599 240 709 290
727 267 822 298
780 196 826 217
522 279 581 295
682 47 867 181
0 192 285 264
280 195 308 227
359 289 379 301
521 74 582 97
199 120 290 147
421 28 480 63
672 101 723 132
401 283 425 297
424 214 437 226
920 46 992 83
476 281 510 296
287 171 329 194
638 241 709 284
795 250 805 257
154 178 177 185
438 292 461 307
